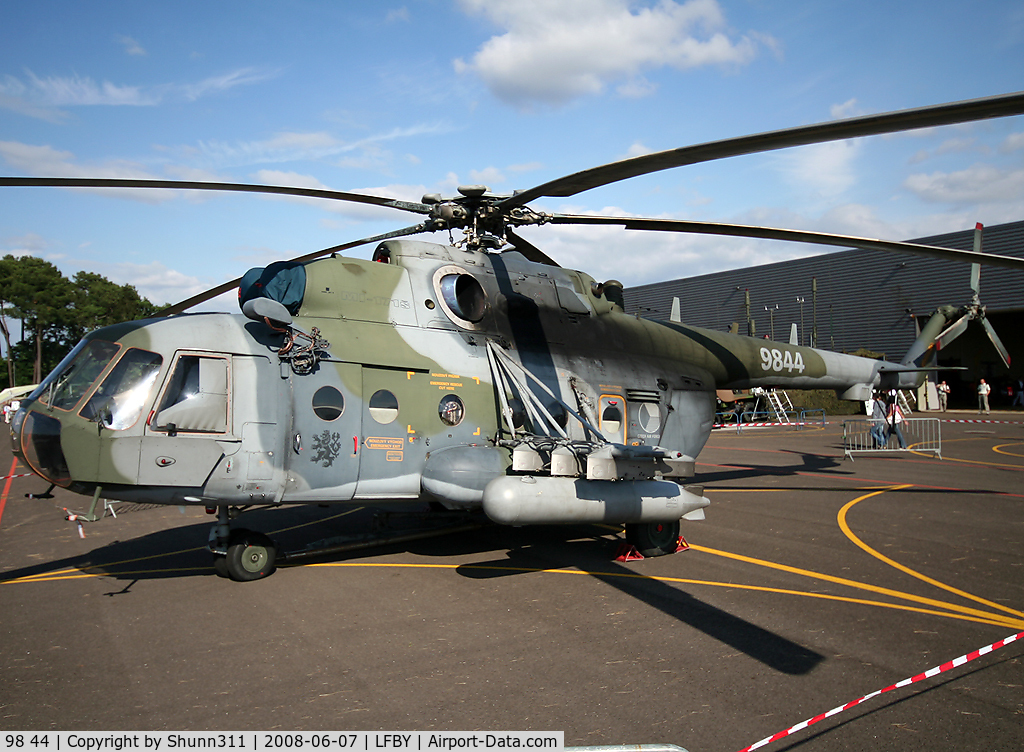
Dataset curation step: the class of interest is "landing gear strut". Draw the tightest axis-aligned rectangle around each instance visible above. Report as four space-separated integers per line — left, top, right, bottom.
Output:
209 506 278 581
625 520 681 557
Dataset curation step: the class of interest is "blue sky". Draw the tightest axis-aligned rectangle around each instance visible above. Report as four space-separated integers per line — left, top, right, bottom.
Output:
2 0 1023 312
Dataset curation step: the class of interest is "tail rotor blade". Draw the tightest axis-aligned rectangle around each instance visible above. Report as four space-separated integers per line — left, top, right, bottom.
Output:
981 316 1012 368
937 315 971 349
971 223 983 299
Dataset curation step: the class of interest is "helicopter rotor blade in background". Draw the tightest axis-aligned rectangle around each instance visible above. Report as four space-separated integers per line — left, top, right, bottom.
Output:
546 214 1024 271
971 223 984 300
157 222 430 316
0 177 434 216
505 227 561 267
981 316 1012 368
936 315 972 350
501 91 1024 208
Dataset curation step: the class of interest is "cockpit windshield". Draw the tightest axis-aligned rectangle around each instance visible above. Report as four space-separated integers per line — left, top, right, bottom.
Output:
79 348 163 430
31 339 120 411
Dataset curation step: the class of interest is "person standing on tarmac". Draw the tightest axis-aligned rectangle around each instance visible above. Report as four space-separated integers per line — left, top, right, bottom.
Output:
978 379 991 414
886 392 907 449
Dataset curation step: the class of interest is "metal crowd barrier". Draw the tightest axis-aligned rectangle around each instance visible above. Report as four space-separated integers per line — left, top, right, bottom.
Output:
798 408 826 427
842 417 942 460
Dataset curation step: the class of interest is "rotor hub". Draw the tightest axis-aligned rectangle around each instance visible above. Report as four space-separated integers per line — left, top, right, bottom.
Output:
422 186 549 248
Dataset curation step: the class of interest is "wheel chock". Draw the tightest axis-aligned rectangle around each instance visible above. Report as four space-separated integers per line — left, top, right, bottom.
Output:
614 542 645 561
614 536 691 562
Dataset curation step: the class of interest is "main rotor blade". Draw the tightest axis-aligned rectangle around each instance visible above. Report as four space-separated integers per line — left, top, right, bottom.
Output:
0 177 433 215
547 214 1024 270
981 316 1011 368
157 222 430 316
505 227 561 267
502 91 1024 208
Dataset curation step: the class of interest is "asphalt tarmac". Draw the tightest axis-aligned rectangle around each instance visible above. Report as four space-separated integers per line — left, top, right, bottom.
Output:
1 412 1022 752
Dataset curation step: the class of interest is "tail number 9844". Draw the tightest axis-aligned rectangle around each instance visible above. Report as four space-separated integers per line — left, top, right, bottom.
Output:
760 346 805 374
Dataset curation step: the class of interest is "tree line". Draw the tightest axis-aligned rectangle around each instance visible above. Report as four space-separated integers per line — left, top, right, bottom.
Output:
0 254 159 388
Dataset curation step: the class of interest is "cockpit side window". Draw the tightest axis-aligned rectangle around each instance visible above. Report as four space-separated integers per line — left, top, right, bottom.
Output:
79 348 163 430
34 339 121 411
152 354 229 434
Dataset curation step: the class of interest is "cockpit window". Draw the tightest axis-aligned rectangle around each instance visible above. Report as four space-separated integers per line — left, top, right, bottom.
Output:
79 348 163 430
152 354 229 434
33 339 120 411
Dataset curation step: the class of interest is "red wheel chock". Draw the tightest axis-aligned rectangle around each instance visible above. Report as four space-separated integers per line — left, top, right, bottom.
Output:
614 536 689 562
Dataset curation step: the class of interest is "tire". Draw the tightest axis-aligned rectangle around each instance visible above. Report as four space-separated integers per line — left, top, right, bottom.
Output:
225 530 277 582
625 521 680 557
212 555 230 578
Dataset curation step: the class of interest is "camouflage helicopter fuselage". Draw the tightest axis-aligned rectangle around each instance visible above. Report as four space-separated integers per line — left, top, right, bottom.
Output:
13 239 937 574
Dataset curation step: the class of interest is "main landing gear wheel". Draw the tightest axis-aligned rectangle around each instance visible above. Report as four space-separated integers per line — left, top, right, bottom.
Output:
625 521 681 557
224 528 277 582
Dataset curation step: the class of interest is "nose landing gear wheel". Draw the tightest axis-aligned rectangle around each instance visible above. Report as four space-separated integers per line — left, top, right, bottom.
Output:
213 555 230 578
625 521 681 557
224 528 277 581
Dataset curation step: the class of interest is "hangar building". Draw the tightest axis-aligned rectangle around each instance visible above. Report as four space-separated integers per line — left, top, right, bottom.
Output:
623 220 1024 410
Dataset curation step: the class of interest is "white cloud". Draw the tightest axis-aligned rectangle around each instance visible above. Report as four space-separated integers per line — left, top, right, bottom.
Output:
0 232 49 258
0 67 278 120
250 169 432 221
118 35 147 56
197 122 450 169
908 137 980 165
468 166 505 185
776 139 861 199
904 163 1024 205
178 68 277 101
1002 132 1024 152
23 71 156 106
829 98 862 119
385 7 410 23
0 140 190 203
454 0 767 109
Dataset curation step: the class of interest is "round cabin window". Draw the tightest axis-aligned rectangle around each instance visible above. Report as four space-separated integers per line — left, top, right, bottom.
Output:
438 394 465 426
312 386 345 421
369 389 399 424
601 403 622 437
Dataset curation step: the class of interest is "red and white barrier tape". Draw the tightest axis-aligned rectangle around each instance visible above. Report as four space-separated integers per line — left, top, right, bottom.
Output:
943 418 1023 424
1 473 34 480
737 631 1024 752
713 422 813 429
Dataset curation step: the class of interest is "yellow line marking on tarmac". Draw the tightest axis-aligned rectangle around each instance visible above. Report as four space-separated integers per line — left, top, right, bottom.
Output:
689 545 1023 629
5 491 1022 632
936 455 1024 470
993 443 1024 459
302 561 1019 629
837 486 1024 621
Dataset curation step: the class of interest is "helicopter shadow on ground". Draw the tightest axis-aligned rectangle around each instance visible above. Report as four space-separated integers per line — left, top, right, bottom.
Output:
0 517 218 584
696 448 851 484
4 503 823 675
444 525 824 677
0 504 609 584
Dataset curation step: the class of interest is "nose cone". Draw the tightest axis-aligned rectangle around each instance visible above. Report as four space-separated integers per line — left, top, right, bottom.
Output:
9 404 26 458
13 406 72 487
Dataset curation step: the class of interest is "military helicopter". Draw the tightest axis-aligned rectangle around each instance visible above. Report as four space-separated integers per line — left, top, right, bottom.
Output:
5 92 1024 581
